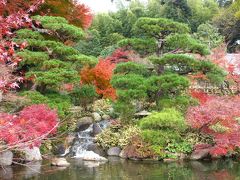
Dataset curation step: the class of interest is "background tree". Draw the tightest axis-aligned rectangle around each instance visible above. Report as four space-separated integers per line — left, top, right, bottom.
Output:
194 23 224 49
213 0 240 52
36 0 93 29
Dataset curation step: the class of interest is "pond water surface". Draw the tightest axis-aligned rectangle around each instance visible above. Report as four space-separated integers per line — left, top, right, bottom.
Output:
1 157 240 180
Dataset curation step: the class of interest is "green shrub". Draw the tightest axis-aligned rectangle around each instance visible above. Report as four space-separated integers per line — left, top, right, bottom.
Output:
139 108 187 132
21 91 72 118
141 129 182 147
96 125 140 149
70 85 97 110
157 96 196 112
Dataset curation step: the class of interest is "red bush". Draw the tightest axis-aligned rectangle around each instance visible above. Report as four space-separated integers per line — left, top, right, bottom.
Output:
0 104 58 149
187 96 240 156
190 90 214 104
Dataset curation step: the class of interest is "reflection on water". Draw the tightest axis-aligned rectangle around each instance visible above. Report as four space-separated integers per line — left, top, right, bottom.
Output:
1 157 240 180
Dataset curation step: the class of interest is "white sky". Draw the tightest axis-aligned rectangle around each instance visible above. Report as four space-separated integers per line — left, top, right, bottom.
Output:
78 0 146 13
78 0 118 13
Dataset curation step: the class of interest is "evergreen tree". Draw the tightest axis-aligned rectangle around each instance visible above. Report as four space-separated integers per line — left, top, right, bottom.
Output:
15 16 97 92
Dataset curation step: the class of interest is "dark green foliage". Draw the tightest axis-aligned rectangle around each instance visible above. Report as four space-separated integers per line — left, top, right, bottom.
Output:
111 74 147 101
160 0 192 24
146 74 190 98
32 15 84 41
157 96 195 112
66 54 98 70
21 91 71 118
26 68 79 89
17 50 49 66
111 74 147 123
194 23 224 49
15 16 94 92
113 101 136 125
118 38 157 55
199 61 227 85
100 45 118 58
114 62 149 76
70 85 97 110
74 29 104 57
150 54 226 84
165 34 210 55
133 17 190 38
150 54 198 75
16 29 44 40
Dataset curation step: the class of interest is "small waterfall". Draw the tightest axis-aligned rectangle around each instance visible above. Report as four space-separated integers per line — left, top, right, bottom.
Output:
70 120 110 161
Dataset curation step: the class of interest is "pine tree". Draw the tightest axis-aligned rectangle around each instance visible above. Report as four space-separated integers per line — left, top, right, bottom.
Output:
15 16 97 92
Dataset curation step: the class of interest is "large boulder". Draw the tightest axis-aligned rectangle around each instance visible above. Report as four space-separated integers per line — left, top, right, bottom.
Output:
23 147 42 161
0 151 13 166
92 112 102 122
107 147 121 156
51 158 70 167
87 143 106 157
77 116 93 131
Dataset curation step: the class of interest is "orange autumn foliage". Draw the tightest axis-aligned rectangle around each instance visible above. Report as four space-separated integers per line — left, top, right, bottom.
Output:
80 60 117 100
80 49 133 100
37 0 93 29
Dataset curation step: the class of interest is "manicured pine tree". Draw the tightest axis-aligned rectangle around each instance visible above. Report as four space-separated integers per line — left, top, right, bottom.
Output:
15 16 97 92
112 17 226 123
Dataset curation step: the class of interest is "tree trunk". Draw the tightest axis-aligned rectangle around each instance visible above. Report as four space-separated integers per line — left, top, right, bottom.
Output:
157 39 164 56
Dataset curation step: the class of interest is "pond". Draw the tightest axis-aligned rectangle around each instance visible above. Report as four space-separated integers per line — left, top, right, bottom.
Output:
1 158 240 180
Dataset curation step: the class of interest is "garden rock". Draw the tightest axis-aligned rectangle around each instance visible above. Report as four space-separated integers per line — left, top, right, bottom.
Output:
87 143 106 157
119 150 127 159
76 151 108 161
102 114 111 120
23 147 42 161
190 148 210 160
92 112 102 122
55 144 66 155
135 110 151 117
92 123 102 136
51 158 70 167
107 147 121 156
77 116 93 131
0 150 13 166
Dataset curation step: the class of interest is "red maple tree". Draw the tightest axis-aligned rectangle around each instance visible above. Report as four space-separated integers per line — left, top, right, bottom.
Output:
37 0 93 29
187 96 240 156
0 104 58 150
0 0 44 93
210 45 240 93
80 48 133 100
